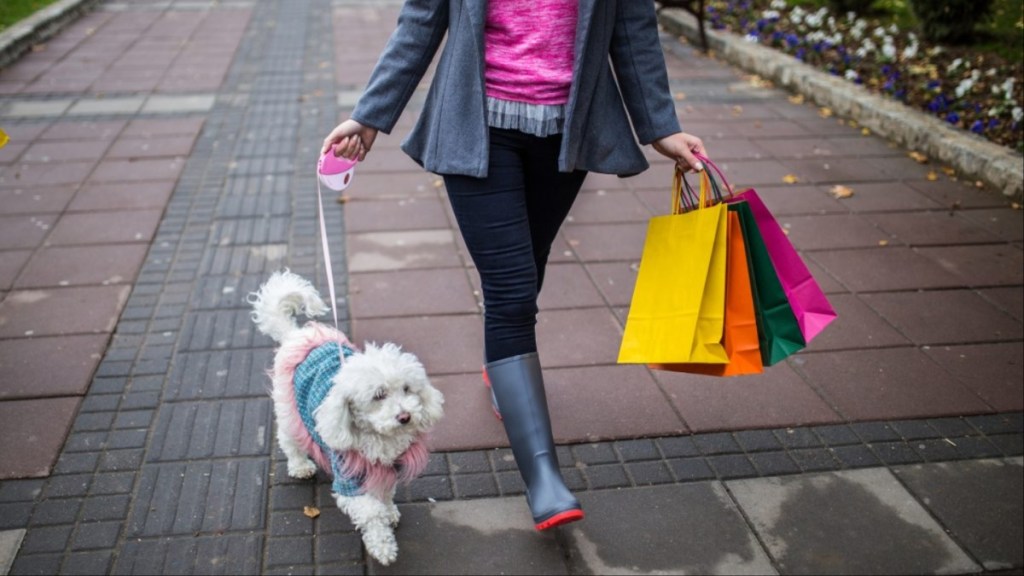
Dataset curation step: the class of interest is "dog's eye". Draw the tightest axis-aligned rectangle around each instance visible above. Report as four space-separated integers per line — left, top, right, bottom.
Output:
403 385 410 394
373 389 388 401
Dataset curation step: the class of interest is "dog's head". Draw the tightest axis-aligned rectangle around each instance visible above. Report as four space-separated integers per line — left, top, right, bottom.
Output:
313 342 443 462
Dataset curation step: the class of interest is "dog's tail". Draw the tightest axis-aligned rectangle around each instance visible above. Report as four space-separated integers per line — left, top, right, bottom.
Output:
249 269 329 343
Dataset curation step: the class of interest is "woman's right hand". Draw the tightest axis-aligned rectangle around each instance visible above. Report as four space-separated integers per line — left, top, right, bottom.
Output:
321 119 378 161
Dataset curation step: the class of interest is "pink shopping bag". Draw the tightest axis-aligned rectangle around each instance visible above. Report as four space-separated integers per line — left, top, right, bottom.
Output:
697 154 837 343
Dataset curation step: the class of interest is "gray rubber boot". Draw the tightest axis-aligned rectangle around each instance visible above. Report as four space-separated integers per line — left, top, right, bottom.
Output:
485 352 583 530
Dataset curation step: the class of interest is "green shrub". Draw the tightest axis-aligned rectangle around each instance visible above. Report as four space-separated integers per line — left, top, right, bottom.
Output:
910 0 996 44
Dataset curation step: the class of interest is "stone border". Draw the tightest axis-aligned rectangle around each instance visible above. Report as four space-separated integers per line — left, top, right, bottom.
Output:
0 0 101 71
658 9 1024 199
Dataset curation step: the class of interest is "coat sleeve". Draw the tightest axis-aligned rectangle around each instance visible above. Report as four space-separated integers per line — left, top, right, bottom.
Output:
608 1 681 145
351 0 450 134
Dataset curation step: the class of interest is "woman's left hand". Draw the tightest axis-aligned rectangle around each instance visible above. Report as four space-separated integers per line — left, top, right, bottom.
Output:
652 132 706 173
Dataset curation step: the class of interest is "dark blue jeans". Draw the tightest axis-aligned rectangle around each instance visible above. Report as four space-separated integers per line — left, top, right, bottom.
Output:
443 128 587 363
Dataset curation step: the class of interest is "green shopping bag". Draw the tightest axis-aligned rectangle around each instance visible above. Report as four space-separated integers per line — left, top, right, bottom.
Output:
729 201 806 365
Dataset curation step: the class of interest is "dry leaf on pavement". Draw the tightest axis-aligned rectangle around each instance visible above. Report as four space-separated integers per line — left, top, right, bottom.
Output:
830 185 854 199
926 171 939 181
303 506 320 519
782 174 799 184
908 151 929 164
788 94 805 104
819 107 833 118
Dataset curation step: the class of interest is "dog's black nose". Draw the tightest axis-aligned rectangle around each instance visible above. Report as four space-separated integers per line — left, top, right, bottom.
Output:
398 412 411 425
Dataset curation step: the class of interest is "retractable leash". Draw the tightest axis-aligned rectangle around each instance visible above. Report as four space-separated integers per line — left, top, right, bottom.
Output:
316 145 358 358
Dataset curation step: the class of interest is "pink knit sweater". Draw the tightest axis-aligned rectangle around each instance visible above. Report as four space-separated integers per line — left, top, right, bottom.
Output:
484 0 578 106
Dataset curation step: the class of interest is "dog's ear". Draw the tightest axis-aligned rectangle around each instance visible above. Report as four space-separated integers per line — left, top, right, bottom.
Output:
313 385 356 451
417 380 445 429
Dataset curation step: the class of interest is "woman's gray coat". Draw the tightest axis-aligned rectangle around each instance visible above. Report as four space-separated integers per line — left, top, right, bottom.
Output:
351 0 682 178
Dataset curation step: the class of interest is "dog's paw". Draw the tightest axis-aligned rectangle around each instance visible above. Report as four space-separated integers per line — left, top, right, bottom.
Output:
387 504 401 527
366 534 399 566
287 459 317 479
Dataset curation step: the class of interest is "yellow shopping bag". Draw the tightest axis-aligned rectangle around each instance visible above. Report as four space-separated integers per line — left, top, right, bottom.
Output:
618 169 729 365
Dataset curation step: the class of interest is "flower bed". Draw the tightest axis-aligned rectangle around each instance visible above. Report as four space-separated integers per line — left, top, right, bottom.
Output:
705 0 1024 152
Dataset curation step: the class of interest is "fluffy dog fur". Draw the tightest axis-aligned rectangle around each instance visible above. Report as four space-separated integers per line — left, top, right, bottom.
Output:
250 270 444 565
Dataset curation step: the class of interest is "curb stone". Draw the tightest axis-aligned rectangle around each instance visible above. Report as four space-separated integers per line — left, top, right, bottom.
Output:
658 8 1024 200
0 0 101 71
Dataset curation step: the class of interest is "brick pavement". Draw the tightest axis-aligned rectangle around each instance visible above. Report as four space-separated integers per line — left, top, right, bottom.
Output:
0 0 1021 574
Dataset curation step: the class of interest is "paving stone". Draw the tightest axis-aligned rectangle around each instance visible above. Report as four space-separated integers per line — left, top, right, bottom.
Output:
0 479 43 503
16 523 75 558
989 434 1024 456
572 443 619 465
894 458 1023 571
447 451 491 475
614 439 661 462
69 181 177 212
452 473 499 499
0 215 55 250
0 285 131 338
773 427 823 449
422 373 508 453
655 361 840 432
0 397 81 479
113 533 263 575
831 444 883 469
911 438 963 462
917 244 1024 288
794 348 991 421
692 433 742 455
861 290 1023 346
889 419 942 440
656 436 701 458
707 454 758 479
164 349 274 401
15 245 148 289
805 293 911 351
807 247 963 292
267 537 313 568
873 441 924 465
147 398 271 461
371 498 568 575
0 187 76 214
966 413 1024 436
314 531 362 564
70 521 121 551
584 464 631 489
811 424 860 446
0 503 32 530
953 435 1003 459
566 484 776 575
536 263 608 310
668 457 715 482
41 475 90 499
626 460 675 486
46 210 164 245
924 344 1024 412
728 468 980 575
9 552 62 576
925 417 976 439
749 452 801 476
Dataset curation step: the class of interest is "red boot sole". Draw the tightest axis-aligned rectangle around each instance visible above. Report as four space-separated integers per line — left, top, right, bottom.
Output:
535 509 584 531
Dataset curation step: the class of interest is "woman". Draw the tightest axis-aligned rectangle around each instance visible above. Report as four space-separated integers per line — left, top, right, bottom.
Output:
322 0 706 531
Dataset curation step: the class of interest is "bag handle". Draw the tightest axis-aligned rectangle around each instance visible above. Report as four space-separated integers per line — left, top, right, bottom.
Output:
693 153 734 196
674 165 727 214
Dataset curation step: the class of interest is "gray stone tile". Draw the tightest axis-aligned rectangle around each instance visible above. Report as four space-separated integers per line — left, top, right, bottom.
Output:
566 484 776 575
370 498 568 575
894 458 1023 571
0 529 25 576
728 468 980 575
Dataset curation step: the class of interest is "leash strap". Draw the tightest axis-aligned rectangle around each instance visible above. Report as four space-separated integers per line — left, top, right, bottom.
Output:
316 178 343 361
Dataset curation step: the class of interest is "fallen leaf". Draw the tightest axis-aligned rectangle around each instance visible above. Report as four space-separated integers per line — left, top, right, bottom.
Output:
830 185 854 199
1011 202 1021 210
782 174 799 184
819 107 833 118
788 94 805 105
941 166 956 176
861 127 871 136
674 91 687 101
568 239 581 247
731 105 743 116
974 180 985 189
433 179 444 188
0 128 8 149
848 120 859 128
926 171 938 181
336 195 349 204
303 506 320 519
908 151 929 164
878 239 889 246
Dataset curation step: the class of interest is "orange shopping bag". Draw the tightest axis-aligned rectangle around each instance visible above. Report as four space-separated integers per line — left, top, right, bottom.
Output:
650 210 763 376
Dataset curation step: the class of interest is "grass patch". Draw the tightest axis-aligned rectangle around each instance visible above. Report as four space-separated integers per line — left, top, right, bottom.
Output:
0 0 64 33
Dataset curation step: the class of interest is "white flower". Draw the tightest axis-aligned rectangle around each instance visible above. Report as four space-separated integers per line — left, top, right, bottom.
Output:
762 9 780 20
745 33 760 42
873 26 886 37
989 107 1000 116
948 58 963 73
889 23 899 34
1002 77 1016 95
971 69 981 81
770 0 787 9
955 78 975 99
902 43 918 59
1013 107 1023 123
882 42 896 60
845 69 859 81
986 68 997 77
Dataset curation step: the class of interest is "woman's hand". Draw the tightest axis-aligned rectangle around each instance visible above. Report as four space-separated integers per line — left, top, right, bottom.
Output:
321 119 378 161
652 132 706 173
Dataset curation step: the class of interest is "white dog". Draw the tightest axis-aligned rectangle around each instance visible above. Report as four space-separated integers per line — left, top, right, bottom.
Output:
250 270 444 565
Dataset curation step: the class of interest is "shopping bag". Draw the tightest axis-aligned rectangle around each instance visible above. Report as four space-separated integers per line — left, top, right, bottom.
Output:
618 169 730 365
650 210 764 376
731 200 806 365
697 154 838 343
